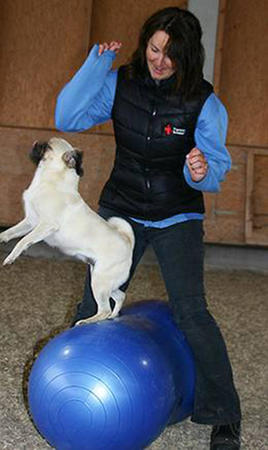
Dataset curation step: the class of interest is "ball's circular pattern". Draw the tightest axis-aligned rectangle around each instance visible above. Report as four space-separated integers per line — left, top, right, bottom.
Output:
28 300 195 450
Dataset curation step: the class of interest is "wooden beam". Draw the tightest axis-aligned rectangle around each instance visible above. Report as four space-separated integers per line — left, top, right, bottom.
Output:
213 0 227 95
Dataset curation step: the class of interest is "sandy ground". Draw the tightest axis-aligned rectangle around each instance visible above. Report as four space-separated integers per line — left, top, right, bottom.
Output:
0 252 267 449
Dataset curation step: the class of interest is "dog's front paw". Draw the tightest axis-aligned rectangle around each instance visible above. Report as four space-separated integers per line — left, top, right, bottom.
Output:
0 232 10 243
75 317 101 326
75 311 112 326
3 254 15 266
75 319 89 326
109 309 120 319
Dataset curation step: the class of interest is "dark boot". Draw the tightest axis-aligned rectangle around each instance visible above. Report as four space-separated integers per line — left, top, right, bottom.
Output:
210 422 241 449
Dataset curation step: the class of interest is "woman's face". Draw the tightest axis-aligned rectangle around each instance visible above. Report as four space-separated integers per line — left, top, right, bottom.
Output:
146 30 175 81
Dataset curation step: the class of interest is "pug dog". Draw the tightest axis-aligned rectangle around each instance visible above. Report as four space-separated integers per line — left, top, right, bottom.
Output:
0 137 135 324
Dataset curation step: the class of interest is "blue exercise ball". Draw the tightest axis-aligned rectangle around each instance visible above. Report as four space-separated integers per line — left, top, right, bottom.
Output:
28 300 195 450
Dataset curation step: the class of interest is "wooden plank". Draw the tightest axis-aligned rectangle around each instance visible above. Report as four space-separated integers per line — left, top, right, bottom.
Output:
217 0 268 147
204 145 268 246
213 0 227 95
245 149 268 245
204 145 247 244
245 151 254 242
1 130 268 246
0 0 93 130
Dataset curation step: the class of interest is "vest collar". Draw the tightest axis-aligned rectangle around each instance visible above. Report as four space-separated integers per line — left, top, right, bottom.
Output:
139 67 177 94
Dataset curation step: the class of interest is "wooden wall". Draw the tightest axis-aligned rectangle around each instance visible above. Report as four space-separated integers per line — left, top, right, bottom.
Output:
0 0 93 129
0 0 92 225
0 0 267 246
0 0 186 225
204 0 268 245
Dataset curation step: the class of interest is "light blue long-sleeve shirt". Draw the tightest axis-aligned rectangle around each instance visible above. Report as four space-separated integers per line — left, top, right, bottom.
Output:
55 44 231 228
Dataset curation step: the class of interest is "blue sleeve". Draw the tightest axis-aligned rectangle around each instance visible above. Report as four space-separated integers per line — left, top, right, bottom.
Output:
183 93 232 192
55 44 118 132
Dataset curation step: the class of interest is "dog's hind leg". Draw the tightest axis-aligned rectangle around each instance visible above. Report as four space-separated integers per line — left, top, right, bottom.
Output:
75 270 113 325
3 222 58 265
75 289 125 325
0 218 33 243
110 289 126 319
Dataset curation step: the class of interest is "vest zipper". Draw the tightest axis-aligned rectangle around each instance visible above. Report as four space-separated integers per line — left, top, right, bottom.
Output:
145 103 156 192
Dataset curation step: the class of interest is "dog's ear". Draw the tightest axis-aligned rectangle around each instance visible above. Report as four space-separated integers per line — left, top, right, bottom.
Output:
29 141 51 165
74 150 84 177
62 150 84 177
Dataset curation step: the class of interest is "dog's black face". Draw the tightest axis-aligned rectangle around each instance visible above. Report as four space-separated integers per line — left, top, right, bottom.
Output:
62 149 84 177
29 141 51 165
72 150 84 177
30 140 84 177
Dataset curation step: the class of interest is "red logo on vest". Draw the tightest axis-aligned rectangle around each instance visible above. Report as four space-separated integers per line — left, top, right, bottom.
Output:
164 123 173 136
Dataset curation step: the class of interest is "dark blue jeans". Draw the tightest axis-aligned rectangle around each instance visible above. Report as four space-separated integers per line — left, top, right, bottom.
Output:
73 206 241 425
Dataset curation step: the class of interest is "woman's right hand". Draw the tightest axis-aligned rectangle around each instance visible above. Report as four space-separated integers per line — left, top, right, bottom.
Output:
98 41 122 56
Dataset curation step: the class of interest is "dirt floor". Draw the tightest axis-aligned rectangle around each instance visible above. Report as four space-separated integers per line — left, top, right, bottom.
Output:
0 252 267 449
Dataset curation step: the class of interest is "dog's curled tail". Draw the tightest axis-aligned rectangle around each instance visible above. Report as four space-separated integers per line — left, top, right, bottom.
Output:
108 217 135 251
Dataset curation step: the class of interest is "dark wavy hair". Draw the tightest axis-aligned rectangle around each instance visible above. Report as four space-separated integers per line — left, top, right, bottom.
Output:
126 7 205 99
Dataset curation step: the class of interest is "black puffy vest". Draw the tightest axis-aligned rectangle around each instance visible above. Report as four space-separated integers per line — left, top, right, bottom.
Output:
99 66 213 220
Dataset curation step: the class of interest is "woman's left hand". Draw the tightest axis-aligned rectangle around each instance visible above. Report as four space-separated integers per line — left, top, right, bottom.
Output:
186 147 208 182
98 41 122 56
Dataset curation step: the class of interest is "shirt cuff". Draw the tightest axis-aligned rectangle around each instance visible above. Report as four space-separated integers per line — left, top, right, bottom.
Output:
183 165 220 192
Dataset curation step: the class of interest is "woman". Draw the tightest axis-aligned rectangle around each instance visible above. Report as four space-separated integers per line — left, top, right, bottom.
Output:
55 7 241 449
